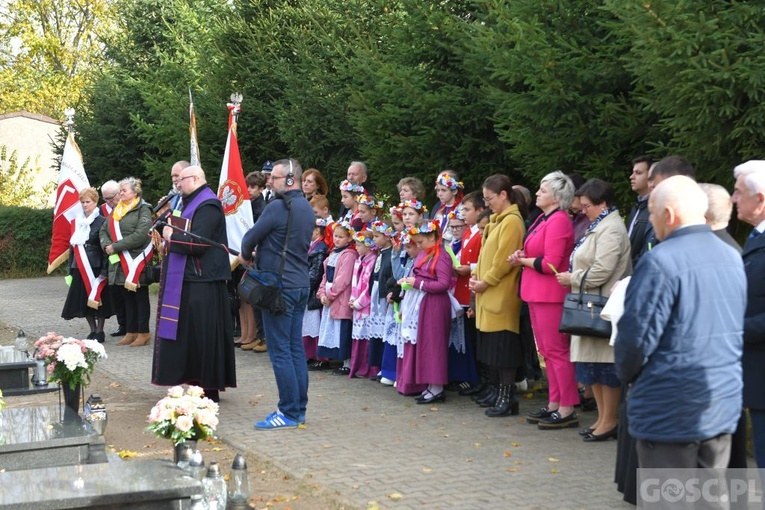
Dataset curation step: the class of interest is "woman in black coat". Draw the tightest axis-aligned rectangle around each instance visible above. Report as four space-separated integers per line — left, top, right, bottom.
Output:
61 188 113 342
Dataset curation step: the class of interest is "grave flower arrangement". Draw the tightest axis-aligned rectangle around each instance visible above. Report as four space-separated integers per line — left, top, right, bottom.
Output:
146 385 219 445
34 332 107 390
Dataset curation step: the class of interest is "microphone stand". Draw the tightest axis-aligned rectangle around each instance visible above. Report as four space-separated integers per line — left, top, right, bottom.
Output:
158 221 240 257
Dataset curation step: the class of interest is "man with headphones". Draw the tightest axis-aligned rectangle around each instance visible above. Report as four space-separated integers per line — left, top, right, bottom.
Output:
239 159 315 430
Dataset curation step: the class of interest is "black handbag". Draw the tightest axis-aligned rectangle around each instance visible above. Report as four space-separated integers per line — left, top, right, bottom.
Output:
237 197 292 316
558 269 612 338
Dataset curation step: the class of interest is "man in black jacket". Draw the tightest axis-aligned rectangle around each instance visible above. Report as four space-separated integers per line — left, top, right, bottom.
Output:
625 155 653 266
732 160 765 468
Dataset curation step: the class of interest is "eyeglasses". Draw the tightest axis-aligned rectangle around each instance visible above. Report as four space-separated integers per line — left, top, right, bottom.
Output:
483 194 497 204
180 175 196 182
102 194 117 201
449 224 466 230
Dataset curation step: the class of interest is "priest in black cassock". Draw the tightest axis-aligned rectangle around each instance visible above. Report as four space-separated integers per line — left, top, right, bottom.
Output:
151 165 236 402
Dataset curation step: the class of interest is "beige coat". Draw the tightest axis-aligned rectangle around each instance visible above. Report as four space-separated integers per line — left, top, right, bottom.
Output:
569 210 632 363
474 204 525 333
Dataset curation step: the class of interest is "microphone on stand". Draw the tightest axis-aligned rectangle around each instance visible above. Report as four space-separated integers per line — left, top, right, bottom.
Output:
153 188 181 214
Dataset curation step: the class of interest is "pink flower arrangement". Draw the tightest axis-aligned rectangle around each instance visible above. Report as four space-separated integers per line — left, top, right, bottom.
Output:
34 332 107 391
146 385 219 445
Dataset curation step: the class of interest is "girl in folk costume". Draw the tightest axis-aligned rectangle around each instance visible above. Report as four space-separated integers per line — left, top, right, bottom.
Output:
338 180 366 225
356 194 383 230
433 171 464 243
397 220 453 402
368 221 395 381
316 221 358 373
61 188 113 343
450 192 485 394
99 177 153 347
380 231 420 387
302 217 329 363
348 230 378 378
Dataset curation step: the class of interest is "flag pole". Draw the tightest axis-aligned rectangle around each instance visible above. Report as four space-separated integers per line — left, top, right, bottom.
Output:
64 107 75 134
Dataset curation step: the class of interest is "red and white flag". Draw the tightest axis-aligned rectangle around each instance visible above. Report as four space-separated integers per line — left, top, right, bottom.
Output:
217 103 253 268
47 132 90 273
189 89 201 166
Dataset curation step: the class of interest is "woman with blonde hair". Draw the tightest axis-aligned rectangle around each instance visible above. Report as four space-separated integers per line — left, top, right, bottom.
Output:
100 177 153 347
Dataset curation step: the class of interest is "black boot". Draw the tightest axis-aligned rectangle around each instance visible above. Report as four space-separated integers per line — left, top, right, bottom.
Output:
486 385 520 417
478 385 499 408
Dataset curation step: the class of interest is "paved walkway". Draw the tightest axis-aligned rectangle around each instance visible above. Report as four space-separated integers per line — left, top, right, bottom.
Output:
0 276 633 510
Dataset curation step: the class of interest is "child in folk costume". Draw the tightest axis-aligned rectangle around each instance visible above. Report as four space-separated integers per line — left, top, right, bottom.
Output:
303 217 329 364
356 193 383 231
317 221 358 373
338 180 365 225
378 207 406 386
433 171 464 243
396 220 453 402
381 231 420 387
449 193 485 393
348 230 378 378
367 221 395 380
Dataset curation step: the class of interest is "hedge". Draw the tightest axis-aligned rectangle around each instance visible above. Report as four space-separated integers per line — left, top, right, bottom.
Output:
0 206 57 278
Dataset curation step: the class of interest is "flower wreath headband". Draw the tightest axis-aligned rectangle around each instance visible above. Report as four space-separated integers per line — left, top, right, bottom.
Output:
389 205 403 218
447 206 465 221
332 219 354 234
371 221 394 237
339 180 366 194
399 199 428 213
315 217 328 228
407 219 441 237
357 194 385 210
353 230 376 248
435 172 464 191
401 232 414 245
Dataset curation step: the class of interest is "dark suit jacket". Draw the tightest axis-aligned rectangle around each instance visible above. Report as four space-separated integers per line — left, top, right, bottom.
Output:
743 232 765 409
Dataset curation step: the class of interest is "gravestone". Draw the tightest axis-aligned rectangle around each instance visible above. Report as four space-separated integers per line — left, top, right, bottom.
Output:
0 404 107 470
0 459 203 509
0 346 58 396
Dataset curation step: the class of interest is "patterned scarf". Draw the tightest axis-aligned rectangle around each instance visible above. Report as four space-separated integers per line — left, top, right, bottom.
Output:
569 206 617 267
112 197 140 221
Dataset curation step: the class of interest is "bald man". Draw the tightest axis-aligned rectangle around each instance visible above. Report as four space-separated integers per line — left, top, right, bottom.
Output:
614 176 746 471
152 165 236 401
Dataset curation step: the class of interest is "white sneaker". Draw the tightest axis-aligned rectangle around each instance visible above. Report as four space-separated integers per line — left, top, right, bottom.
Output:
380 377 394 386
516 379 528 392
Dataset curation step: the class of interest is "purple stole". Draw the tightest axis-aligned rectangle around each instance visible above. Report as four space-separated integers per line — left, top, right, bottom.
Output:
157 187 218 341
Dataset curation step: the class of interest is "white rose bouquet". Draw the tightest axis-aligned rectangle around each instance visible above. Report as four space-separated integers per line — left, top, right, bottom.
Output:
34 332 108 390
146 385 219 445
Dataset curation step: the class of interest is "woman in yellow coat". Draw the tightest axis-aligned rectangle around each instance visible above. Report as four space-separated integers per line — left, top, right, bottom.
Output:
470 174 525 417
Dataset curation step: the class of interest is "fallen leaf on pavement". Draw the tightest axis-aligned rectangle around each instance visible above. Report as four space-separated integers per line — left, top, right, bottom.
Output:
118 450 138 459
387 493 404 501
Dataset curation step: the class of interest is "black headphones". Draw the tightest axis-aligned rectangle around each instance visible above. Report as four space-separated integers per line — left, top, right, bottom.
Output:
285 159 295 186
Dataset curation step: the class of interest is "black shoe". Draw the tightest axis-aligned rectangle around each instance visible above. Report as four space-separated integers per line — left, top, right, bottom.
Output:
308 361 331 371
538 411 579 430
477 386 499 408
526 407 554 425
86 332 96 340
580 397 597 412
460 382 485 397
416 391 445 405
470 383 492 402
332 367 351 376
95 332 105 344
110 328 126 337
578 427 594 436
583 426 617 442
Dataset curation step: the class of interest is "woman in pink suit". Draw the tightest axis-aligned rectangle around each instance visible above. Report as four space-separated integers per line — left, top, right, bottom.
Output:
508 171 578 427
398 220 453 404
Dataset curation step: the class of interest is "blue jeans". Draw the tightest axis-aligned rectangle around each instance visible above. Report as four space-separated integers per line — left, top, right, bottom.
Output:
750 409 765 468
261 287 309 422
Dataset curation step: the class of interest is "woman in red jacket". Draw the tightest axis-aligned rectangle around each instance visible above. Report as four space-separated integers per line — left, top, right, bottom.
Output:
508 171 577 426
